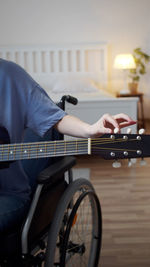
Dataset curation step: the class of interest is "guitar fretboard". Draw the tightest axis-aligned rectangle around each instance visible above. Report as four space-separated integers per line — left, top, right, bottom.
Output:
0 139 90 161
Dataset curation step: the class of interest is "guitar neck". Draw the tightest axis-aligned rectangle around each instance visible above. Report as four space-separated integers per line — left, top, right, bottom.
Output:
0 139 91 162
0 133 150 162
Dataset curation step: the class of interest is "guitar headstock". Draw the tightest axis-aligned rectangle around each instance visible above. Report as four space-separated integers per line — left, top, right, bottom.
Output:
91 132 150 161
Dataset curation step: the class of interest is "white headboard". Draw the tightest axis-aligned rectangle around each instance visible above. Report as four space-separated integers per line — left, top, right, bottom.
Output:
0 43 108 90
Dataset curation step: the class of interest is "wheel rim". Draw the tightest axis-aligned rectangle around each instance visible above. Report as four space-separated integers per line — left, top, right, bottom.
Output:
58 190 101 266
45 179 102 267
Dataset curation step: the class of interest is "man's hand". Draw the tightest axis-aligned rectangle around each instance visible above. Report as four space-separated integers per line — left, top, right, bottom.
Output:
56 113 136 138
89 113 137 138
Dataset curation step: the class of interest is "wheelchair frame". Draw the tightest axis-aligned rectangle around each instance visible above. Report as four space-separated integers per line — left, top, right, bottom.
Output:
0 96 102 267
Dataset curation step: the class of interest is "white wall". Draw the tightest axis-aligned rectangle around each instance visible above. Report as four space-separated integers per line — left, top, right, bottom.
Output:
0 0 150 116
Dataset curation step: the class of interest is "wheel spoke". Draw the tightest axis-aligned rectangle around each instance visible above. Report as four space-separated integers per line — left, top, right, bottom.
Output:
45 179 101 267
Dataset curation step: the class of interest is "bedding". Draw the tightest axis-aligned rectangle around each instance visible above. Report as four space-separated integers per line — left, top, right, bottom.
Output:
35 73 106 93
50 75 100 93
35 73 114 102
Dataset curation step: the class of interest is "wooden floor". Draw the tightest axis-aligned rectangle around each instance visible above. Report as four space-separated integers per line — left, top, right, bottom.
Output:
75 122 150 267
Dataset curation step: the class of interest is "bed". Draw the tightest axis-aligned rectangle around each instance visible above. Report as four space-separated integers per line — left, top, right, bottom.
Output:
0 43 138 134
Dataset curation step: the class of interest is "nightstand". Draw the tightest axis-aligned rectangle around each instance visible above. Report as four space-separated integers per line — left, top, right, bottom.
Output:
117 92 145 130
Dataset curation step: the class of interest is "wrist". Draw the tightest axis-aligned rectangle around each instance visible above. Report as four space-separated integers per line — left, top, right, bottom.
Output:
86 125 95 138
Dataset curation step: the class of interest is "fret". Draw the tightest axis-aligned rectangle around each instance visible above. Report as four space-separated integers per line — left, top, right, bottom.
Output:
29 143 36 159
68 140 78 155
25 143 38 159
28 144 31 159
76 140 78 154
77 139 88 155
9 144 15 161
21 143 23 160
0 145 5 161
44 141 52 157
14 144 26 160
64 140 66 155
14 143 17 160
45 142 48 157
56 140 62 155
2 144 4 161
54 141 56 156
38 143 46 157
7 144 10 160
36 143 39 158
0 144 4 161
23 144 30 159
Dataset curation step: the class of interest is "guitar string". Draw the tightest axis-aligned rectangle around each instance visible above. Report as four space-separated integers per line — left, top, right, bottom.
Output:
0 138 138 150
91 146 137 152
0 137 138 150
0 135 137 145
0 138 139 160
0 141 88 160
0 151 88 160
0 138 137 155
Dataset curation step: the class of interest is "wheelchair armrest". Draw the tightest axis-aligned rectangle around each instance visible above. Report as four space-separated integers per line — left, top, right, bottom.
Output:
37 156 76 184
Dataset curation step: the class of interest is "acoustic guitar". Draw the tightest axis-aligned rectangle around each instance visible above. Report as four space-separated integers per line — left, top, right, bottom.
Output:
0 126 149 169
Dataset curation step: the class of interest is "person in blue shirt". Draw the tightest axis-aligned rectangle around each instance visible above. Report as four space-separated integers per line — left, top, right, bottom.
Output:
0 58 136 235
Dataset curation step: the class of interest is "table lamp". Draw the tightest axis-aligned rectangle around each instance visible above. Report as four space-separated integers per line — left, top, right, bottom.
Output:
114 54 136 94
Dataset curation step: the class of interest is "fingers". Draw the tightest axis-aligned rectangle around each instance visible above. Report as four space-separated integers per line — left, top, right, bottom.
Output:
99 127 113 134
100 113 137 134
113 113 137 124
113 113 136 129
91 113 137 137
118 120 137 129
102 113 120 130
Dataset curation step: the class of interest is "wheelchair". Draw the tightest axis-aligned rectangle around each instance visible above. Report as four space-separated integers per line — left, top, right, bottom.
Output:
0 95 102 267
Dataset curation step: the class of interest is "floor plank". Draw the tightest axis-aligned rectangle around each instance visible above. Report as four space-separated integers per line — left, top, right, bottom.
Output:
75 123 150 267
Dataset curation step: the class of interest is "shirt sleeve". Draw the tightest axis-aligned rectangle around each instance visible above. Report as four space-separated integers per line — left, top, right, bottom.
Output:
26 84 67 137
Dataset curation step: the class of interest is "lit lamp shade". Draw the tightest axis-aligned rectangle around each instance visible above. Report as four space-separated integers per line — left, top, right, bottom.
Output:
114 54 136 69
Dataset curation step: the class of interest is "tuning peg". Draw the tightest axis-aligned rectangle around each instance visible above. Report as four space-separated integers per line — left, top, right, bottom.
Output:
128 158 137 167
138 128 145 135
130 158 137 164
128 159 132 167
127 128 132 134
112 160 121 168
114 128 119 134
140 158 147 166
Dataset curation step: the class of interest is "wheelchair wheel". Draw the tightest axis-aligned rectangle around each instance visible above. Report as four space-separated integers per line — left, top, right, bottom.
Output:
45 178 102 267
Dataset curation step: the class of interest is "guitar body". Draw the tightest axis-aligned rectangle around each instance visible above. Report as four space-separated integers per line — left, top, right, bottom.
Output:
0 126 10 169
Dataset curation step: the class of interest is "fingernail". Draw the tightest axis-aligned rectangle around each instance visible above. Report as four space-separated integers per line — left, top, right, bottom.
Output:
114 128 119 134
